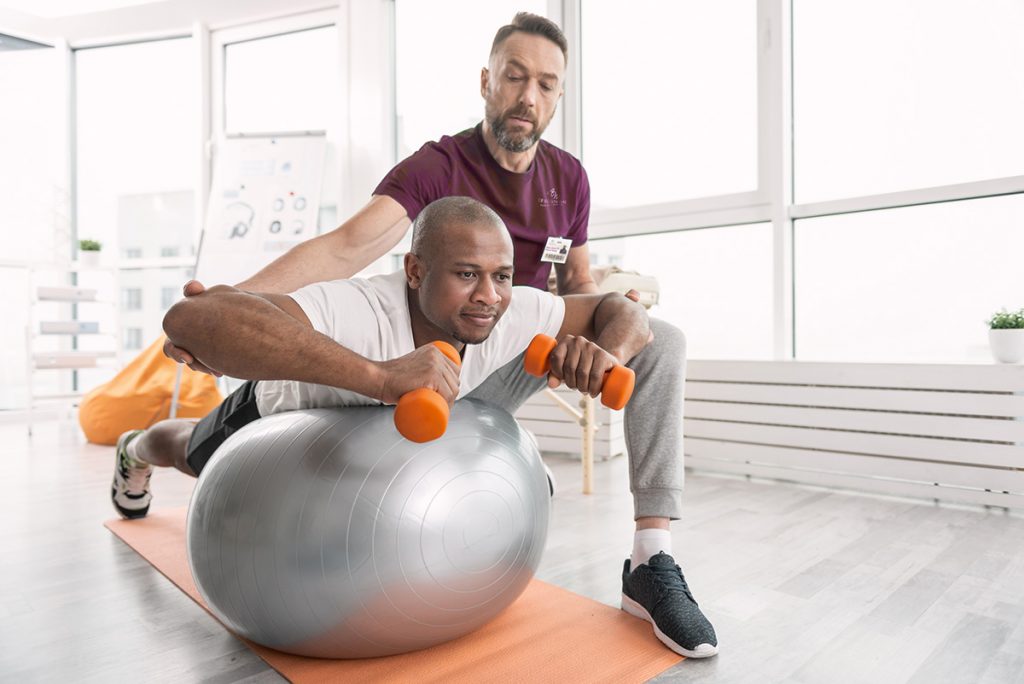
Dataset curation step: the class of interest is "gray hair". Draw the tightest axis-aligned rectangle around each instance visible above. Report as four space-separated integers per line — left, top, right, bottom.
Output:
490 12 568 65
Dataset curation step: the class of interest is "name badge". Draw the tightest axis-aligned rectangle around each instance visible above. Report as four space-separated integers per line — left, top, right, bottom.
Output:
541 236 572 264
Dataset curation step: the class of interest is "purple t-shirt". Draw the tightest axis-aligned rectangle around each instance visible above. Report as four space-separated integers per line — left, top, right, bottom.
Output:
373 124 590 291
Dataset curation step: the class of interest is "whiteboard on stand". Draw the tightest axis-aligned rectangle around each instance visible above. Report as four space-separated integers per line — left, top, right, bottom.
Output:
175 135 326 410
194 135 327 287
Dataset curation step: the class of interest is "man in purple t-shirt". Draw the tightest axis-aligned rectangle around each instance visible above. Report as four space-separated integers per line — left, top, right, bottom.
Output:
163 13 717 658
373 122 589 292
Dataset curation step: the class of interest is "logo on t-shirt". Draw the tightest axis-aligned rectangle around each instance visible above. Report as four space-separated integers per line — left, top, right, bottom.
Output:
538 187 567 207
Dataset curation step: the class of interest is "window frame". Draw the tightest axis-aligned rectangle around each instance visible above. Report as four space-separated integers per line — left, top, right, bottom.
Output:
50 0 1024 368
70 33 203 273
558 0 1024 360
210 12 338 139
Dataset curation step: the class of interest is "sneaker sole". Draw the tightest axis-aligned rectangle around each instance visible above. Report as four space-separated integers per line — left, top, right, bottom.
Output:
111 486 149 520
621 593 719 659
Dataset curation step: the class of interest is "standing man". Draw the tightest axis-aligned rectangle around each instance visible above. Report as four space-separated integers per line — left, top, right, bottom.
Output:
165 13 717 658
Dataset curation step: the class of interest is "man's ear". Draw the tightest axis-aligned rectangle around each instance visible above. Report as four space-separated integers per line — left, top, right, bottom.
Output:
405 253 424 289
480 67 489 98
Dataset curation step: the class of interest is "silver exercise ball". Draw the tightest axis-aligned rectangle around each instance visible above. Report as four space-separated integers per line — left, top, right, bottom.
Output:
185 399 550 658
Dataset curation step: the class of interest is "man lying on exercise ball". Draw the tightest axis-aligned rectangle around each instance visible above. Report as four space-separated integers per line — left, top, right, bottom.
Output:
154 12 718 659
113 194 647 508
114 195 717 658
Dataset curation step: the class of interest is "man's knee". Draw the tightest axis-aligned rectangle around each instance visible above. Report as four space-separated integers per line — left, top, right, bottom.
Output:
639 318 687 362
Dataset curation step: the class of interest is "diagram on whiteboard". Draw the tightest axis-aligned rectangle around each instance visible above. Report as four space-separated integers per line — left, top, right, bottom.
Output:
195 136 327 286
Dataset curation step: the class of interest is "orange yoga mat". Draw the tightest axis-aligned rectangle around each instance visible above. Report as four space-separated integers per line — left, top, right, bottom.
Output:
106 509 683 683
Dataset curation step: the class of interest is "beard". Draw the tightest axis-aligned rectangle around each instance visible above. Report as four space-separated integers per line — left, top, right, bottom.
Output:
486 102 550 153
450 309 500 345
450 320 495 345
451 328 490 345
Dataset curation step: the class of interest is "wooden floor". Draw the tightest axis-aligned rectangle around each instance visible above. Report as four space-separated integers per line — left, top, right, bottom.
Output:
2 416 1024 683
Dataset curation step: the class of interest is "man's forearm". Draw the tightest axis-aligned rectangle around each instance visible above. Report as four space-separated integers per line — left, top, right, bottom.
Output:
235 195 411 293
163 288 383 399
234 235 359 294
558 279 599 296
592 294 651 365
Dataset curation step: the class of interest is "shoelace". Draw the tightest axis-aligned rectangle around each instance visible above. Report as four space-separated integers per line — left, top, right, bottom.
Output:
119 451 152 496
649 562 697 605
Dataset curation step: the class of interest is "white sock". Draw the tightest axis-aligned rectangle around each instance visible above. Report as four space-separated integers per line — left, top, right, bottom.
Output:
125 432 150 467
630 528 673 572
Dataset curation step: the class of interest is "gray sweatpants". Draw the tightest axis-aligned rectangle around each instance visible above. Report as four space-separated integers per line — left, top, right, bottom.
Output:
465 317 686 520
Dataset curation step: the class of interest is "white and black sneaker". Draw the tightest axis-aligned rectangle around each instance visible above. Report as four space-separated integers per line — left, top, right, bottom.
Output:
621 552 719 658
111 430 152 520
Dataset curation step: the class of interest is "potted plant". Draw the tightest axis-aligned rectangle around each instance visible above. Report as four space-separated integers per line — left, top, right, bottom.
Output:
79 238 102 267
987 308 1024 363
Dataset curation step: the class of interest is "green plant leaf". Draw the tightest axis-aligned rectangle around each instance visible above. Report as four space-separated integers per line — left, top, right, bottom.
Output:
988 308 1024 329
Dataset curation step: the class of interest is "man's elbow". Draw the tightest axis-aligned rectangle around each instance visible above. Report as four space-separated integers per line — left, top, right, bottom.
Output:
163 299 197 347
596 291 637 314
598 292 650 329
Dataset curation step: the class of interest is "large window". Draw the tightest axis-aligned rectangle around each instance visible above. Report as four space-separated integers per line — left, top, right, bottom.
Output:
0 46 62 264
224 26 339 135
221 24 341 233
794 0 1024 203
76 38 197 256
0 44 62 408
591 223 773 359
795 195 1024 362
581 0 758 210
76 38 197 382
394 0 549 161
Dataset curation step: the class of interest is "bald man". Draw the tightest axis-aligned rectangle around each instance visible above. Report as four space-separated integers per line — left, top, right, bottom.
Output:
112 196 648 502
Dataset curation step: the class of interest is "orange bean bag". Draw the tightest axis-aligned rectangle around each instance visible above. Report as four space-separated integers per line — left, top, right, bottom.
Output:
79 335 223 445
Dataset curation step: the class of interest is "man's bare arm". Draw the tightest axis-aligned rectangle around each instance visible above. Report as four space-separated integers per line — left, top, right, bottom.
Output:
559 293 650 364
235 195 411 293
554 243 599 295
162 285 459 404
165 195 410 372
542 292 650 395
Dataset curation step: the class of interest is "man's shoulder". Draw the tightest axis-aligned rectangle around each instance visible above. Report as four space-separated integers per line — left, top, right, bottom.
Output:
411 126 478 157
392 127 481 177
506 284 558 316
308 272 407 335
360 270 407 298
301 271 403 303
537 138 584 171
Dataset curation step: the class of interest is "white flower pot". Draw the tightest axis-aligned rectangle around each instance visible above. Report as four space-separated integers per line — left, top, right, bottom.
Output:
988 329 1024 363
79 251 100 267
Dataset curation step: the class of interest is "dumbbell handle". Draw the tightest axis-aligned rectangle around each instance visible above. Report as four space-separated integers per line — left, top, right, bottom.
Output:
523 334 635 410
393 341 461 443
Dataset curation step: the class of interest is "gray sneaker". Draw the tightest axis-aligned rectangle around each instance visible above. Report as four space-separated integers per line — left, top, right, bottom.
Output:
621 552 718 658
111 430 151 520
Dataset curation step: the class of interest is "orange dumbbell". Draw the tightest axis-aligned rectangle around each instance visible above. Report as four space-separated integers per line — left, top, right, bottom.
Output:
393 341 461 443
523 333 635 410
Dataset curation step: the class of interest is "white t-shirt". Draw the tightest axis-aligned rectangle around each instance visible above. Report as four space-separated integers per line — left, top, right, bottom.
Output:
255 270 565 415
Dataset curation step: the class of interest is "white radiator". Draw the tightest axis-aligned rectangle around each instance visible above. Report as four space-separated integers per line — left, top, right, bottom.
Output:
684 360 1024 509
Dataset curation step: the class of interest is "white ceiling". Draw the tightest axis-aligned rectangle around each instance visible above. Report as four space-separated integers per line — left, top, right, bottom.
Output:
0 0 335 45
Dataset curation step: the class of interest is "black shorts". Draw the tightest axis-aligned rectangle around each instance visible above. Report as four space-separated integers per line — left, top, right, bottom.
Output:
186 380 262 476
